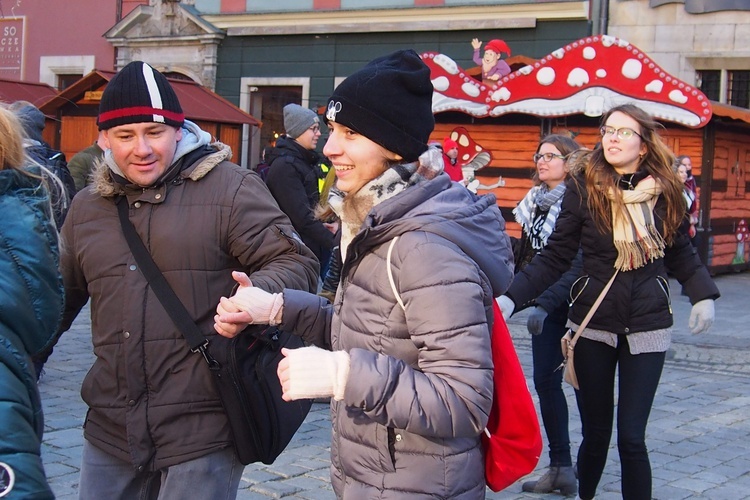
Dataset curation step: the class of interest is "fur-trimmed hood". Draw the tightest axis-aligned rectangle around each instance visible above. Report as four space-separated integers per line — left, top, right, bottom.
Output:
91 120 232 197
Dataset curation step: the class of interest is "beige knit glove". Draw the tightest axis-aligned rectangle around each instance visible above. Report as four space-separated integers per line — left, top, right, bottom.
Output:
277 346 350 401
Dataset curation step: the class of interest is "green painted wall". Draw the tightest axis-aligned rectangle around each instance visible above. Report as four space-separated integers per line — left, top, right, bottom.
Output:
215 21 590 109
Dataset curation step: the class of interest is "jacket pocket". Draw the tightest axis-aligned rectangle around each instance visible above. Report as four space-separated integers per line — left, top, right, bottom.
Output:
656 275 672 314
569 275 590 307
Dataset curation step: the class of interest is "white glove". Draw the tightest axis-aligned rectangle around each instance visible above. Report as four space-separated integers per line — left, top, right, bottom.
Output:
688 299 715 334
496 295 515 321
277 346 350 401
224 271 284 325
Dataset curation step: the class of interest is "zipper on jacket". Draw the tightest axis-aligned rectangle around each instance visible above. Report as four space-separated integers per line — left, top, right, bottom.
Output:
568 275 590 307
656 275 672 314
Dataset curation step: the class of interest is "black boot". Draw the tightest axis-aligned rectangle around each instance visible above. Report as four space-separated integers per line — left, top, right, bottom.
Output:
522 466 577 496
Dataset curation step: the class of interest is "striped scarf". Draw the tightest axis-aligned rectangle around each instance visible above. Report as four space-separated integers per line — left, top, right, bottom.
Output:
513 183 566 246
608 175 665 271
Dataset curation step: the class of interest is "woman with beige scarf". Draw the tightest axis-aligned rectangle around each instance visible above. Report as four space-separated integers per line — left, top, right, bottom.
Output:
497 104 719 500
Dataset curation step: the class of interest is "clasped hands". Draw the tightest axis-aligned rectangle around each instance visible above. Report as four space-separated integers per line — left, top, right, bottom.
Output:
213 271 350 402
213 271 283 338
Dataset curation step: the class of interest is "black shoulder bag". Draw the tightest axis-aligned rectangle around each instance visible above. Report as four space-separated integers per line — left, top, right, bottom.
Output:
116 197 312 465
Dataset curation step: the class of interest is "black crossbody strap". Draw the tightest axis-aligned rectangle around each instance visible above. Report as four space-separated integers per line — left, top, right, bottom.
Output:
116 197 218 367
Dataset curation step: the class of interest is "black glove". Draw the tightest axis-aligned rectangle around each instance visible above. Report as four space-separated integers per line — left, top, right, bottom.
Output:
526 306 548 336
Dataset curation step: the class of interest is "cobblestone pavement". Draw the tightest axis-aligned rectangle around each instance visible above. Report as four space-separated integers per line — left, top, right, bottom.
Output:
40 273 750 499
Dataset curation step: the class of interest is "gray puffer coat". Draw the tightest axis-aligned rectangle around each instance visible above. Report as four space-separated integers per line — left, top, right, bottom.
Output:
282 175 514 499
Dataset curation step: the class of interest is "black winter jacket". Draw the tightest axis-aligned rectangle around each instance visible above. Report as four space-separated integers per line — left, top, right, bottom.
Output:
508 174 719 335
265 136 335 265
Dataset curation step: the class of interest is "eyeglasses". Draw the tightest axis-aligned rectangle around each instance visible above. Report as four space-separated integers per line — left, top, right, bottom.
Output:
308 124 321 134
600 126 642 140
533 152 567 163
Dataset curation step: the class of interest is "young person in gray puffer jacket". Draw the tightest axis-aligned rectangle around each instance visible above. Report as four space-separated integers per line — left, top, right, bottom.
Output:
214 49 515 499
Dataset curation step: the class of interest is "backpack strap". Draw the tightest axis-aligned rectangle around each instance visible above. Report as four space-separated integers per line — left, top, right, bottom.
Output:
386 236 405 311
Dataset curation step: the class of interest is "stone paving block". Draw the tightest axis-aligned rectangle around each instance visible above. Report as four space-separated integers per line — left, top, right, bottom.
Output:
662 459 704 474
42 461 79 479
240 468 284 485
289 488 336 500
651 484 694 499
250 479 302 498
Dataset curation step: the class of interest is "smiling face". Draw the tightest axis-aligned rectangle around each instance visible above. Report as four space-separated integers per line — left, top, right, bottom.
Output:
482 49 500 65
323 121 401 195
103 122 182 187
536 143 568 188
602 111 647 174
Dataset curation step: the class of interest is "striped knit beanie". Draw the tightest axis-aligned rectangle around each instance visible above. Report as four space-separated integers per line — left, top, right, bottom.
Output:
97 61 184 130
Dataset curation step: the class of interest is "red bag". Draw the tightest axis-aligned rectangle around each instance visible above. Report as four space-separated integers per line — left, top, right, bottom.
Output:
482 301 543 492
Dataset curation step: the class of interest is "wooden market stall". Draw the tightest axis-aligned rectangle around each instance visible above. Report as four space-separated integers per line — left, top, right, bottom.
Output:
39 69 260 165
423 35 750 274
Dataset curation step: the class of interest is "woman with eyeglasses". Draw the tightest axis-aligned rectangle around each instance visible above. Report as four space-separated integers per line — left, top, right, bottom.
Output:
497 104 719 500
503 134 583 495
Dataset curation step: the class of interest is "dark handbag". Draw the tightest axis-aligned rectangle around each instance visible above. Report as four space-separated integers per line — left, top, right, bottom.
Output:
116 197 312 465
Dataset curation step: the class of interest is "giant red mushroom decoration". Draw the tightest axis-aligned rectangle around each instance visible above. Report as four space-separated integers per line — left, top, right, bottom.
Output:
423 35 712 128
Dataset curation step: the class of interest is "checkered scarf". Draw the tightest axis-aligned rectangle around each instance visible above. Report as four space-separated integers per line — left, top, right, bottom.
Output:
329 146 444 262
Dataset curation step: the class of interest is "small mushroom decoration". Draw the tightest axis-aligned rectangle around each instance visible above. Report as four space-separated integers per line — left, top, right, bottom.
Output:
423 35 712 128
446 126 503 193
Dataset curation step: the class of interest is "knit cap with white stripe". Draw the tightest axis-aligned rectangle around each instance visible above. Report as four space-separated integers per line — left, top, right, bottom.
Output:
97 61 185 131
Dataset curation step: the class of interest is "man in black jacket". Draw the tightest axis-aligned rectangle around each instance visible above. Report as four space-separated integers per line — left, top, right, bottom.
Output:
265 103 337 280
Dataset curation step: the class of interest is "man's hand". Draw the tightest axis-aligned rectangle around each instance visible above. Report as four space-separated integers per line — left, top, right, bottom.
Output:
471 38 482 50
213 271 284 337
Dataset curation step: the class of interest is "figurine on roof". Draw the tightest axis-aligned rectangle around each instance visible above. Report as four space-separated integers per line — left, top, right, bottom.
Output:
471 38 512 83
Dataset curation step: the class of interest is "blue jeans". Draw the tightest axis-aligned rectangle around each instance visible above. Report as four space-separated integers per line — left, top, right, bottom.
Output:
530 305 573 467
79 440 244 500
574 336 665 500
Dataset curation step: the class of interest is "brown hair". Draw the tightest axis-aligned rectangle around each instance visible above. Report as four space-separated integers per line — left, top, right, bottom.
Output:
532 134 582 185
584 104 683 243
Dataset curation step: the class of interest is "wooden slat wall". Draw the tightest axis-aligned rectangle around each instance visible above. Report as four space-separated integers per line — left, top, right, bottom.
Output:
705 131 750 269
431 122 601 238
59 116 99 163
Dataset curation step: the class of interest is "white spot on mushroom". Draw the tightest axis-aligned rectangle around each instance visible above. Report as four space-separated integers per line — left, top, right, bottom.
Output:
645 80 663 93
433 54 459 75
601 35 617 47
567 68 589 87
519 65 533 75
583 47 596 60
552 48 565 59
432 76 450 92
537 67 556 86
461 82 481 98
622 59 643 79
596 69 607 78
669 89 688 104
491 87 511 102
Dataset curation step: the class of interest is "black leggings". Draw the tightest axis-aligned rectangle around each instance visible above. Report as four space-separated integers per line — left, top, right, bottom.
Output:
574 336 665 500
